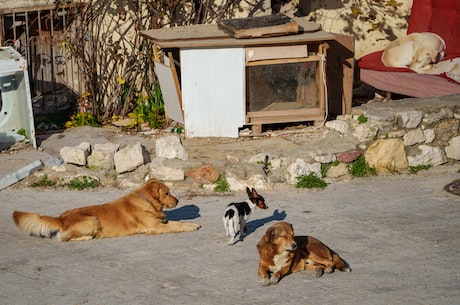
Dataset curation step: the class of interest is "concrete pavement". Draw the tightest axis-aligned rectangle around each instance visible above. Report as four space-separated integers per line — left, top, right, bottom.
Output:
1 165 459 305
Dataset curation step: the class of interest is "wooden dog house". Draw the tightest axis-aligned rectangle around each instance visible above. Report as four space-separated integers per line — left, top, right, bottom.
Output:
141 17 353 138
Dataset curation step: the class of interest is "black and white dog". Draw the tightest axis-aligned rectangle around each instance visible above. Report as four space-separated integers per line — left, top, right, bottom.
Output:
223 187 268 245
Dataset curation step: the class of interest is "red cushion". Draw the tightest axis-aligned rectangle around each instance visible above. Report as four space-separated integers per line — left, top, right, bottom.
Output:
358 50 413 72
408 0 460 57
358 0 460 71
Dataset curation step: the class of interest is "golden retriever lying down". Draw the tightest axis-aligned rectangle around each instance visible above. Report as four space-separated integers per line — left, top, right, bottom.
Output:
381 32 446 73
257 222 350 286
12 179 200 241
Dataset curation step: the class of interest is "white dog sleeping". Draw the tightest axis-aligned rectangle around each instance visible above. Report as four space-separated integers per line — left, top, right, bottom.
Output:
381 32 446 73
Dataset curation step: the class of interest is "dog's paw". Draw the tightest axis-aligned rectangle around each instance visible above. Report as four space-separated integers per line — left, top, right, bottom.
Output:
269 276 279 285
260 278 271 286
314 269 324 277
324 267 334 274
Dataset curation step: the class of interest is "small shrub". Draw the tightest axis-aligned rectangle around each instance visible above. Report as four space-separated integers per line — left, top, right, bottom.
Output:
214 176 230 193
357 114 368 123
65 176 100 190
348 155 376 177
410 164 431 174
31 174 56 188
66 112 100 128
295 173 328 189
17 128 27 138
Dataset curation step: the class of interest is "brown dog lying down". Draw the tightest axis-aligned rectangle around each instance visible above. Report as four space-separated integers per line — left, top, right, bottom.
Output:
12 179 200 241
257 222 350 285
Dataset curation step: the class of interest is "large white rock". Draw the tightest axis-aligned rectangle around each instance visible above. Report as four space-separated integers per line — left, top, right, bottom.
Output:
407 145 447 167
155 136 188 160
87 143 120 170
114 142 145 174
149 163 184 181
60 142 91 166
325 119 349 134
445 136 460 160
226 171 273 191
285 159 322 185
352 124 378 142
403 128 425 146
397 110 424 128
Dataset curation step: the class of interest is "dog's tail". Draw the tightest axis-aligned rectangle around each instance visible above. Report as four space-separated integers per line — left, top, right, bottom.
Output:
12 211 63 239
333 252 351 272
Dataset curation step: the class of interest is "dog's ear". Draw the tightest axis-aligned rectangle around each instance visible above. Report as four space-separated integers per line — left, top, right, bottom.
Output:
251 188 259 197
246 187 252 197
147 179 161 200
258 227 273 248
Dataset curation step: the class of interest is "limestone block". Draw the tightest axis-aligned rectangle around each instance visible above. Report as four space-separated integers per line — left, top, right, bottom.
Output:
422 108 453 125
87 143 120 170
60 142 91 166
445 136 460 160
149 163 184 181
93 143 120 154
365 109 395 122
114 142 145 174
352 124 378 143
407 145 447 167
311 153 336 163
423 129 435 144
365 139 408 173
155 136 188 160
397 110 424 128
226 170 273 191
403 128 425 146
325 120 349 134
326 163 349 179
285 159 322 184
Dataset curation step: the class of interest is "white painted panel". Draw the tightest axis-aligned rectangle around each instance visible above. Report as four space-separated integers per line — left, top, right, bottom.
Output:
154 61 184 124
180 47 245 138
0 47 36 148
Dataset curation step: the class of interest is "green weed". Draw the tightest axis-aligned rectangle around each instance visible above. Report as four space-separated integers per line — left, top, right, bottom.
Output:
31 174 57 188
348 155 376 177
214 176 230 193
64 176 100 190
295 173 328 189
17 128 27 138
357 114 368 123
410 164 431 174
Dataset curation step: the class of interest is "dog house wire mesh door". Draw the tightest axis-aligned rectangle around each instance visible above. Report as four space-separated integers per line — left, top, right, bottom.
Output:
245 43 327 132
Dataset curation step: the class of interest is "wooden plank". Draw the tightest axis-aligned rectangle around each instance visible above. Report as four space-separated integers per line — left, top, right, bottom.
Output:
245 45 308 62
168 52 183 117
140 18 328 49
245 55 321 66
154 60 184 124
246 108 324 124
217 15 299 39
327 33 355 115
